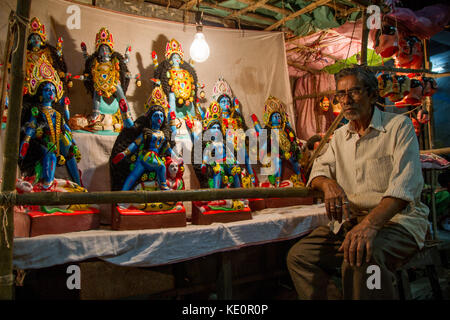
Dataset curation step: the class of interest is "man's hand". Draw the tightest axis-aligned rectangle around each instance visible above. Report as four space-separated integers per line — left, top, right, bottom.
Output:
314 177 350 223
338 219 380 267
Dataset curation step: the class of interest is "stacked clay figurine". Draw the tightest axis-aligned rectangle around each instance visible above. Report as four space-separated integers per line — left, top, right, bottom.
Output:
152 39 204 158
251 96 305 187
191 101 251 217
210 77 257 187
24 17 72 125
110 84 185 214
73 27 134 132
16 55 100 225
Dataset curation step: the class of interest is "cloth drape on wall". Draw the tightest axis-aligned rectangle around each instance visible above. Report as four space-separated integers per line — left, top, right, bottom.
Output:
294 72 335 140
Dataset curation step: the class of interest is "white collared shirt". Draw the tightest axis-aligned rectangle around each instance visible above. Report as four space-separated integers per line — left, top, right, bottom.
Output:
308 107 429 248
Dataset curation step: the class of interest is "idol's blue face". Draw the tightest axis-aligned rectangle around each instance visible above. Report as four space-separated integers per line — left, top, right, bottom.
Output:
28 34 42 49
271 112 282 127
209 123 222 141
42 82 56 103
151 111 164 129
98 44 112 62
219 96 231 111
171 53 181 67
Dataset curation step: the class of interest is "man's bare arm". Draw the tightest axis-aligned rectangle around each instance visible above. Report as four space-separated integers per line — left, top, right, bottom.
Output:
310 176 350 222
340 196 409 266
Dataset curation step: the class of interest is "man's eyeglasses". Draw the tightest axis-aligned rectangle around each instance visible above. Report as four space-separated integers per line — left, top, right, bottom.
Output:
335 87 366 100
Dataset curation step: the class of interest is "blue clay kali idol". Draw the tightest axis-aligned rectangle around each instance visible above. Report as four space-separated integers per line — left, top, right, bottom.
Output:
210 77 257 187
110 84 185 214
152 39 205 159
24 17 72 124
191 101 249 214
72 27 137 132
251 96 305 187
18 57 83 192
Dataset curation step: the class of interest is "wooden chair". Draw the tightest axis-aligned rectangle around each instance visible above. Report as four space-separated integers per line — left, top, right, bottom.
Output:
395 238 445 300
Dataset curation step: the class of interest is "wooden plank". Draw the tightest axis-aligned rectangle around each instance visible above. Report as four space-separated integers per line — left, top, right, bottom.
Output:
265 0 332 31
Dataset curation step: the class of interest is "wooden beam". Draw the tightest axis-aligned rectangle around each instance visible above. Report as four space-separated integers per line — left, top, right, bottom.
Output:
360 10 369 65
0 11 14 138
294 90 336 100
420 147 450 155
199 2 277 26
265 0 332 31
305 110 344 174
287 43 340 62
366 65 448 78
226 0 271 19
0 0 31 300
179 0 203 10
237 0 291 16
287 61 320 74
0 187 323 206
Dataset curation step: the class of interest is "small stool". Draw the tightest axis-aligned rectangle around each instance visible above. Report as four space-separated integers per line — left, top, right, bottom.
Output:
395 240 444 300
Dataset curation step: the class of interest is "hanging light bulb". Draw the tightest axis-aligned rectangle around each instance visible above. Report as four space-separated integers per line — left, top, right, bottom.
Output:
190 9 210 63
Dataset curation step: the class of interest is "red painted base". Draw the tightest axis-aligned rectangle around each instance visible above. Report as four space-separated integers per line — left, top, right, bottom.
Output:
248 198 266 211
112 205 187 230
14 208 100 237
191 204 252 225
264 196 314 208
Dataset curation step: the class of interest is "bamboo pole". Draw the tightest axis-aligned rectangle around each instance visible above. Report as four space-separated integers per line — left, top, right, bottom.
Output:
195 1 276 26
0 0 31 300
305 110 344 174
287 61 320 74
265 0 332 31
237 0 291 16
420 147 450 155
360 10 368 65
179 0 203 10
286 43 340 62
294 90 336 100
0 11 14 137
0 187 323 206
366 65 447 78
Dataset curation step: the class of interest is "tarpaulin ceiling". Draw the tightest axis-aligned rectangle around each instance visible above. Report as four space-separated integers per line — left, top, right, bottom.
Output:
198 0 362 35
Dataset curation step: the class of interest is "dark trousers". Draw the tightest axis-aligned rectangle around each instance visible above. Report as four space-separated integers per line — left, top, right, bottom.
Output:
286 220 419 299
